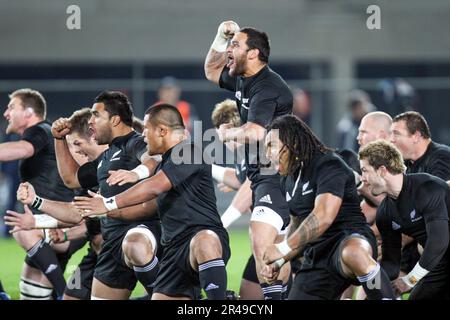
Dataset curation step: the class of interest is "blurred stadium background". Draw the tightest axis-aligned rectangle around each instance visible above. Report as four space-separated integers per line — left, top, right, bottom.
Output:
1 0 449 299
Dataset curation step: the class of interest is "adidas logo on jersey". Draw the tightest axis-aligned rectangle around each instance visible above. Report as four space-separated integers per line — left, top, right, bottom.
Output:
259 194 272 204
205 283 219 291
45 264 58 274
392 221 401 230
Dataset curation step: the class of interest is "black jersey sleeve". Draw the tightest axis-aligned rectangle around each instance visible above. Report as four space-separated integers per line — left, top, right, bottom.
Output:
77 159 99 190
161 160 204 189
247 83 278 127
127 136 147 162
415 181 449 270
219 67 236 92
160 145 205 188
376 202 402 280
21 125 49 155
426 153 450 180
315 160 348 199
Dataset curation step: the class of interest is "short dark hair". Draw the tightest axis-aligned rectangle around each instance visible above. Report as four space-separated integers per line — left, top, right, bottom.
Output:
393 111 431 139
69 108 92 139
240 27 270 63
145 103 185 130
9 88 47 118
94 91 133 127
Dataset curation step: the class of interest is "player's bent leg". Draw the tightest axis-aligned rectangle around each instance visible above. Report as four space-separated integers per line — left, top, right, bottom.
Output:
19 231 66 299
249 219 282 300
13 229 44 251
240 255 264 300
122 226 159 295
189 230 227 300
339 236 395 300
91 277 131 300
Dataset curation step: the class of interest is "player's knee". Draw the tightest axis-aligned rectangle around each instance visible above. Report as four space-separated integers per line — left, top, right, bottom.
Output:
122 233 154 267
19 278 53 300
341 238 372 270
190 230 222 260
14 230 43 251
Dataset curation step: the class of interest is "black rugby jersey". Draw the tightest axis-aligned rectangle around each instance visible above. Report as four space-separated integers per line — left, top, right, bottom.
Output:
406 141 450 180
77 131 158 241
281 151 367 244
21 121 74 212
219 65 292 184
155 141 226 247
377 174 450 277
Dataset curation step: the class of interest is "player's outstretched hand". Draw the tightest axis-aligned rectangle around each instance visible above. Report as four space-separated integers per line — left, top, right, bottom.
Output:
107 170 139 186
73 190 107 218
51 117 71 139
4 205 36 233
16 182 36 205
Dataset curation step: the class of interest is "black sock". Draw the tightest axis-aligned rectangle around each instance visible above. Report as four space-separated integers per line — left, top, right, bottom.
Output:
281 283 289 300
0 280 5 292
261 280 283 300
357 263 396 300
198 259 227 300
27 240 66 297
133 256 159 295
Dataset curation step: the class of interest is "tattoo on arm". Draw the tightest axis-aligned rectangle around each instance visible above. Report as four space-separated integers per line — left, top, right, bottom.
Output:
206 51 227 69
292 213 320 253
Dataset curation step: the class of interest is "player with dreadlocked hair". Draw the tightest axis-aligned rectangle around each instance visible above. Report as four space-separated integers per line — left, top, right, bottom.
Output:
269 115 329 176
262 115 395 300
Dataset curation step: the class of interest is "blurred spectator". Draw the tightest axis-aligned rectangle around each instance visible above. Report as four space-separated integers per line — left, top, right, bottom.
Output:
336 89 376 152
292 87 311 125
155 76 198 133
379 78 417 115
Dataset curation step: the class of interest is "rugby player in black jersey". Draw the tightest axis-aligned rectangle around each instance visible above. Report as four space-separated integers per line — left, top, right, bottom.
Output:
52 91 161 300
359 140 450 299
6 108 107 300
75 104 230 300
391 111 450 180
262 115 395 300
205 21 292 299
1 89 74 299
210 98 262 299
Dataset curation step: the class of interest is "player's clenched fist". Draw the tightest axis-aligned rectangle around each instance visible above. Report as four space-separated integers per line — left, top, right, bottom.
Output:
51 117 71 139
16 182 36 205
211 20 240 52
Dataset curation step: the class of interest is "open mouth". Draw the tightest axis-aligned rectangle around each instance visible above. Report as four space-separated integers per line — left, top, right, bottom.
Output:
89 127 97 140
226 55 234 69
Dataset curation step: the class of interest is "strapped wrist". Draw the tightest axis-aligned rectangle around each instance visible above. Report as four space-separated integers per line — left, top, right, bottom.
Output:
31 195 44 210
103 196 118 212
131 164 150 180
403 263 429 287
275 239 292 256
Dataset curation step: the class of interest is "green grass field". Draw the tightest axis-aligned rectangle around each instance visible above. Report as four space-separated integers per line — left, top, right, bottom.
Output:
0 228 251 300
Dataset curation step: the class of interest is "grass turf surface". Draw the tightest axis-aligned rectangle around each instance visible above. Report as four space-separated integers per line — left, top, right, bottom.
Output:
0 228 251 300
